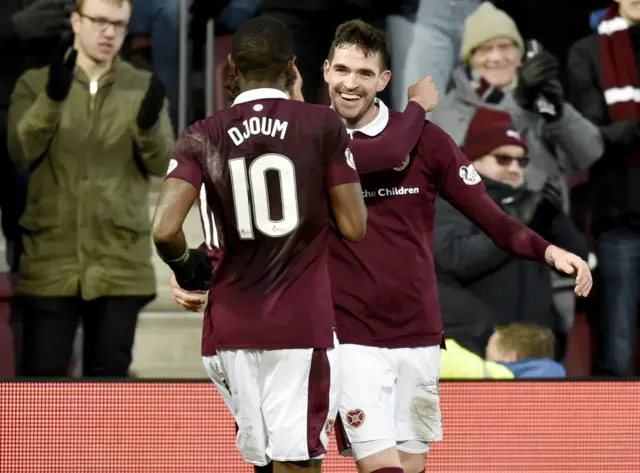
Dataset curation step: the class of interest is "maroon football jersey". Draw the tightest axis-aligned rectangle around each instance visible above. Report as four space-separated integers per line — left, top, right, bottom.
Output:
166 88 359 352
330 100 551 348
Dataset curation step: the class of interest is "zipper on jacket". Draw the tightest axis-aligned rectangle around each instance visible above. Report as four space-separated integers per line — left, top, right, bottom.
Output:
78 78 100 290
89 79 98 112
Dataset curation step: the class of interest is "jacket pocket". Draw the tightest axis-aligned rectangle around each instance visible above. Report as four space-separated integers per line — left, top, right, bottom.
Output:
110 208 151 255
18 198 64 264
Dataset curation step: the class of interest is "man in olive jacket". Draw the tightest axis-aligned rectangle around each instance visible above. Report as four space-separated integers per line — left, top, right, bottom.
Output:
7 0 174 377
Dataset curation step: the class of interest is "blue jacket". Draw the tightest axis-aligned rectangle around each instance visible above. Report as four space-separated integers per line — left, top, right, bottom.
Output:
500 359 567 378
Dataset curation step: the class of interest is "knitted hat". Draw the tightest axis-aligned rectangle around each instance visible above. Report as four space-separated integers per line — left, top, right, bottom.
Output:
460 2 524 63
462 107 527 161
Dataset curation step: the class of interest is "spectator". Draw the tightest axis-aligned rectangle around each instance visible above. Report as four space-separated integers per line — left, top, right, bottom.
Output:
7 0 174 377
434 108 589 338
387 0 480 111
441 323 566 379
431 2 603 197
440 323 567 379
567 0 640 377
484 323 566 377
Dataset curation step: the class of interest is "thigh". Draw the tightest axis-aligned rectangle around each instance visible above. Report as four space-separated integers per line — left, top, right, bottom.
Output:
16 295 80 376
260 338 340 463
82 296 151 377
337 344 397 461
216 349 269 467
395 345 442 449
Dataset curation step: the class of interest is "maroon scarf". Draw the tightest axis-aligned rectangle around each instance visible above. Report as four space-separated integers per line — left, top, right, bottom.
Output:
599 3 640 163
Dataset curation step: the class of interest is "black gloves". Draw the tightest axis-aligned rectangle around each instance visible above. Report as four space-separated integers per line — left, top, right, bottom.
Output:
167 248 213 292
137 75 166 130
46 35 77 102
520 180 564 233
12 0 73 41
514 50 564 121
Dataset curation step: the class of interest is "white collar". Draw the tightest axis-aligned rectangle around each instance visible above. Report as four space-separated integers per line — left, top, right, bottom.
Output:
345 98 389 137
232 88 289 106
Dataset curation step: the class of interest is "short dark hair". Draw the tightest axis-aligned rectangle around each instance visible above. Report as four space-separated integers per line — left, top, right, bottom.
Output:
327 19 389 70
231 16 295 82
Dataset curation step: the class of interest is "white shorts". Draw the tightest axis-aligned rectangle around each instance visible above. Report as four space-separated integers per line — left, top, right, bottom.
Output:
202 336 341 467
336 344 442 462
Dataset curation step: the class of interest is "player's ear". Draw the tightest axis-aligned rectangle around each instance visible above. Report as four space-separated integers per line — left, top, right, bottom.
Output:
285 57 296 79
227 54 236 75
323 59 331 83
376 70 391 93
284 58 297 90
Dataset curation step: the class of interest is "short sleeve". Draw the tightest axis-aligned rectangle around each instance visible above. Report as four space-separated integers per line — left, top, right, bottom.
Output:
324 111 360 188
165 124 205 189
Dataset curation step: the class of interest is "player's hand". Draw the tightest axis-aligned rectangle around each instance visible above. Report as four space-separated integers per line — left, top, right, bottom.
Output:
544 245 593 297
169 248 213 291
407 75 439 113
288 63 305 102
170 274 206 312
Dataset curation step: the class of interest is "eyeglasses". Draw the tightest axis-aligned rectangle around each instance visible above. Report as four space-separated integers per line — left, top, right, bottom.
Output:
493 154 530 168
77 12 128 34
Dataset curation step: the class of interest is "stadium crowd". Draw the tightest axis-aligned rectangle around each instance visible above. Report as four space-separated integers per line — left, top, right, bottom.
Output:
0 0 638 383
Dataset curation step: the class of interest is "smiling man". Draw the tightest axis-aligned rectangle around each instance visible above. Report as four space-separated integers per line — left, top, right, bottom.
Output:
322 20 593 473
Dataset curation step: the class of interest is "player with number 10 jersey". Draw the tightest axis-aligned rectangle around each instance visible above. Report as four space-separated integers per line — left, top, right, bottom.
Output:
169 90 360 350
160 17 366 470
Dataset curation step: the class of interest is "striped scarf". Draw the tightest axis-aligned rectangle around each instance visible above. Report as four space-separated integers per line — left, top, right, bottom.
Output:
599 3 640 163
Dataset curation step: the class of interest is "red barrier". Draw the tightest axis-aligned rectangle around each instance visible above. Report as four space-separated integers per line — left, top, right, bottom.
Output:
1 381 639 472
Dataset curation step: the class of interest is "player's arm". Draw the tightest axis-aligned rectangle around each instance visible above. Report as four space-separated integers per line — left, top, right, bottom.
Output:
348 75 439 174
429 124 592 297
152 126 213 291
325 112 367 242
153 178 196 261
348 101 426 174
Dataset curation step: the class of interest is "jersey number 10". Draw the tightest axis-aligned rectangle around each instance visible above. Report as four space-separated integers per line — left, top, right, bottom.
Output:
229 153 300 239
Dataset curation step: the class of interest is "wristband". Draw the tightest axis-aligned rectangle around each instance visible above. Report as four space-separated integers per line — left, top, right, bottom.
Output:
161 247 190 267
